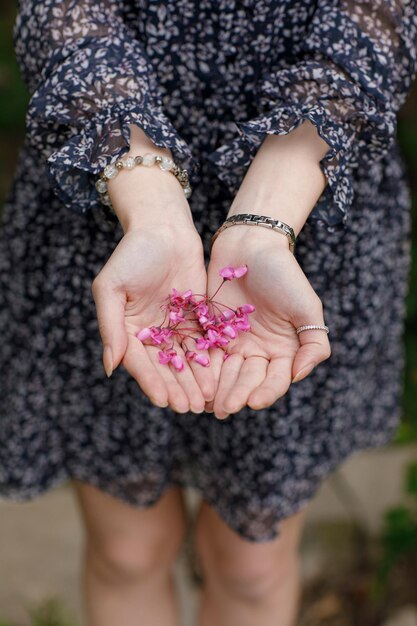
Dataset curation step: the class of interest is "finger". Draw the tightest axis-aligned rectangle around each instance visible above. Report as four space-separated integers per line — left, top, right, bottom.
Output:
203 348 225 409
247 356 293 409
92 276 128 376
122 336 169 408
213 353 245 420
183 346 217 404
223 355 268 414
169 346 206 413
292 329 331 383
146 347 191 414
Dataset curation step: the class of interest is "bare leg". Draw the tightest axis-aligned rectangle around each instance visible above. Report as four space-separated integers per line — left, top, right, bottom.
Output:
73 481 188 626
194 500 308 626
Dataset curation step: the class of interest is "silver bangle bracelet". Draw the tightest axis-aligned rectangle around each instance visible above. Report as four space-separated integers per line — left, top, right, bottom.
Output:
95 153 192 212
210 213 296 254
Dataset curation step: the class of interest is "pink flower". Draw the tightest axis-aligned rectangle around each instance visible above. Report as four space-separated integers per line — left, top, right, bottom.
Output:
136 263 255 373
169 308 185 323
170 288 193 307
158 349 175 364
195 337 211 350
158 349 184 371
185 351 210 367
234 313 251 332
221 310 235 321
195 354 210 366
194 303 209 316
149 327 173 345
136 327 152 341
219 265 248 280
222 324 237 339
171 354 184 371
238 304 256 314
207 328 229 347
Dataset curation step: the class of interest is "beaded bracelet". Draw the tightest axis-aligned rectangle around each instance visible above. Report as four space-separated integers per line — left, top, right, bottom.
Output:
95 153 192 211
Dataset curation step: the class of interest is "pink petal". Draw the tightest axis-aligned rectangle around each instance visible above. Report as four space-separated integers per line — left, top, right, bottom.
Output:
207 329 218 343
219 265 235 280
169 310 185 323
221 310 235 321
239 303 255 314
171 355 184 371
158 350 172 364
222 325 237 339
194 354 210 367
195 337 210 350
185 351 196 361
233 265 248 278
136 327 152 341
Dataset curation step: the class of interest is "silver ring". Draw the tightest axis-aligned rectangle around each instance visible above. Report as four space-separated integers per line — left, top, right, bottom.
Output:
296 324 329 335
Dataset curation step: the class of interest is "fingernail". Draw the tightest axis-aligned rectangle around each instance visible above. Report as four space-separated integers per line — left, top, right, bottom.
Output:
292 362 316 383
103 345 113 378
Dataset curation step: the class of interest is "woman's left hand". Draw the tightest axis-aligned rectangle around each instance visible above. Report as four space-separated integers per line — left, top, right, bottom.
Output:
206 227 331 419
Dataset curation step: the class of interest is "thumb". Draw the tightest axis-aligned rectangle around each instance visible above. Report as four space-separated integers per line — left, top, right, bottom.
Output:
92 275 128 377
292 327 331 383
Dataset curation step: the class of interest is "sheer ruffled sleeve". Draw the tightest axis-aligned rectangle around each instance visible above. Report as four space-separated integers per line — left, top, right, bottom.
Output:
207 0 417 226
13 0 199 213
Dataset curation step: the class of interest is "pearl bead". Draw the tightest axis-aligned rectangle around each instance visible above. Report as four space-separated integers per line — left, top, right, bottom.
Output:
124 157 136 169
183 186 192 198
101 193 112 206
95 179 107 194
103 163 118 179
159 157 174 171
142 153 156 166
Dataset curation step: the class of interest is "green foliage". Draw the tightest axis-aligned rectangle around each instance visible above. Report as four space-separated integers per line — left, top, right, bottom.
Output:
406 461 417 496
0 599 74 626
0 7 28 130
29 599 73 626
372 462 417 599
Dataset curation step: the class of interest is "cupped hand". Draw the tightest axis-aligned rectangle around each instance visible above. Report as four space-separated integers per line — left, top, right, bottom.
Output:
92 226 215 413
206 228 331 419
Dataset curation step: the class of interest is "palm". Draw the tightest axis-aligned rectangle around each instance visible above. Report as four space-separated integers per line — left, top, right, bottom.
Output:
207 237 330 418
94 229 214 413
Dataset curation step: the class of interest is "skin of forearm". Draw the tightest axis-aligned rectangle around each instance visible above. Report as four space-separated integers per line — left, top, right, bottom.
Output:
228 120 330 237
107 124 194 233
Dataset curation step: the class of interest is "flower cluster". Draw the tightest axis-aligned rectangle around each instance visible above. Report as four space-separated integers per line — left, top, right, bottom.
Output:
136 265 255 371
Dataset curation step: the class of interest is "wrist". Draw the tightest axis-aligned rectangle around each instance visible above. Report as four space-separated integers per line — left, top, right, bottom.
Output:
229 121 329 236
124 222 203 257
108 165 194 233
211 221 291 256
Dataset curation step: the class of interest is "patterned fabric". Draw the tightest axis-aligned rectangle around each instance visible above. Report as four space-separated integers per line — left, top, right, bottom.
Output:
0 0 416 542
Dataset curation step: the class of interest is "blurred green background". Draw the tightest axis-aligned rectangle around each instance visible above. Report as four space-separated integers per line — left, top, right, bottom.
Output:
0 3 416 440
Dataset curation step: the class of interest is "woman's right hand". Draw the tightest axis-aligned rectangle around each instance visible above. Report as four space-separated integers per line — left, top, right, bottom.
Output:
92 134 215 413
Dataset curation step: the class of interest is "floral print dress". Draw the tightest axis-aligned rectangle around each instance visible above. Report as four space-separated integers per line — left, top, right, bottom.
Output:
0 0 416 542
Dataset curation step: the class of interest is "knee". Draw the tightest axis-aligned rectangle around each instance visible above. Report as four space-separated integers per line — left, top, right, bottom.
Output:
195 515 300 603
87 521 187 584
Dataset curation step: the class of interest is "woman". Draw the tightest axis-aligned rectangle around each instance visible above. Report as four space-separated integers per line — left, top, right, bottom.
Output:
1 0 416 624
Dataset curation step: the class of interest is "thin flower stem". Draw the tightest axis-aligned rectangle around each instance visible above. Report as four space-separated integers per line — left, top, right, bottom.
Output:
208 279 225 301
209 299 236 313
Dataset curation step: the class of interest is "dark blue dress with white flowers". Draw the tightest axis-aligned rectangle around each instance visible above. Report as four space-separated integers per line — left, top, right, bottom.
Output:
1 0 416 542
